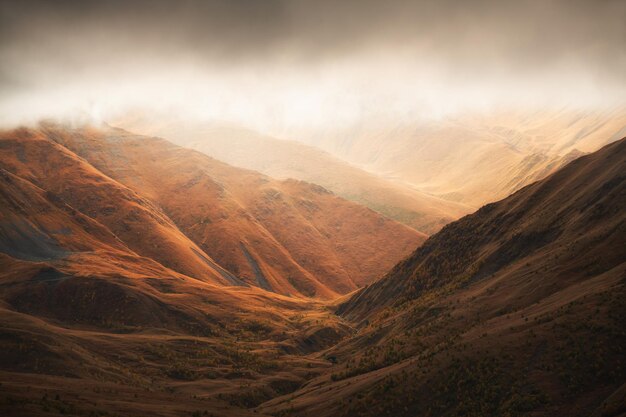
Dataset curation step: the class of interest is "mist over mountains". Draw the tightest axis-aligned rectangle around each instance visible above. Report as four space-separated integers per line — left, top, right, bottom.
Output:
2 0 625 128
1 1 625 417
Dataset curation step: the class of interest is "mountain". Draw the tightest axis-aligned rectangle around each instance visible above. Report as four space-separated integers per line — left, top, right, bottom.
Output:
1 123 623 417
0 127 231 285
0 123 425 298
113 117 472 234
260 137 626 417
287 107 626 207
0 147 354 416
0 122 422 417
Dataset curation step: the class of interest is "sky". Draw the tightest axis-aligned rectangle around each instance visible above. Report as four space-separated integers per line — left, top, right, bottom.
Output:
1 0 625 130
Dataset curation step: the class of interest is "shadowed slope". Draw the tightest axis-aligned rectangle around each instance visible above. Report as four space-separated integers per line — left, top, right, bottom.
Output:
339 137 626 320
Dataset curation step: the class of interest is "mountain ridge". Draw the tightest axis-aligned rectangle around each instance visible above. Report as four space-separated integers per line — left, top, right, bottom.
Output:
113 116 471 234
0 123 425 298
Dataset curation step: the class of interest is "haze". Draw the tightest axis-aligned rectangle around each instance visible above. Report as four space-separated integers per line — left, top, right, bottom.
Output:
2 2 626 416
1 0 625 132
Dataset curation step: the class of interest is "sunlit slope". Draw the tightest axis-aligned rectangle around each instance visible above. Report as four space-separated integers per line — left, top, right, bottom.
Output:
22 123 425 297
113 117 471 234
291 107 626 207
0 125 362 417
0 127 231 285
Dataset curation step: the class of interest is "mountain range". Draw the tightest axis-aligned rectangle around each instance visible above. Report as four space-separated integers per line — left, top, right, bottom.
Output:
114 115 472 235
0 123 624 417
288 107 626 206
0 123 424 298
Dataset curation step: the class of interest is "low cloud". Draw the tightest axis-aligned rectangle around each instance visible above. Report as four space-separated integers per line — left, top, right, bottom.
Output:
1 0 624 129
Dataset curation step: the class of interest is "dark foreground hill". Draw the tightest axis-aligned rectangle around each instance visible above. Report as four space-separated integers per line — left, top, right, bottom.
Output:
260 137 626 417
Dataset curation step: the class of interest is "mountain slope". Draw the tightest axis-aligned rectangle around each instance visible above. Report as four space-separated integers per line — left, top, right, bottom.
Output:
260 137 626 417
339 136 625 319
113 118 471 234
0 232 350 417
0 127 232 285
0 128 359 416
0 123 425 298
289 107 626 206
0 167 129 261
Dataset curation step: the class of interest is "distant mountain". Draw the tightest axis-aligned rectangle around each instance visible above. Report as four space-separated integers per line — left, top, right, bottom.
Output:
288 107 626 207
261 137 626 417
0 123 424 298
113 117 472 234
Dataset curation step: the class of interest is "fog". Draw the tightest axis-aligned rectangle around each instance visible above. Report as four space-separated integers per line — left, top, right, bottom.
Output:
1 0 625 131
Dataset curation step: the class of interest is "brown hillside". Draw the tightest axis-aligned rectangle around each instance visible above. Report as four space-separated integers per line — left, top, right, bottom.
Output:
0 128 234 285
260 137 626 417
1 123 425 298
114 117 472 234
0 151 353 415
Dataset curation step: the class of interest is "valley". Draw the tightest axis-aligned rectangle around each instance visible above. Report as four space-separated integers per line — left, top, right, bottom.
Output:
2 1 625 416
0 123 624 417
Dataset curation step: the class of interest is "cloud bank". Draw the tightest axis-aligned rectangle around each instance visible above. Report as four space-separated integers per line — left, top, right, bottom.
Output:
1 0 625 129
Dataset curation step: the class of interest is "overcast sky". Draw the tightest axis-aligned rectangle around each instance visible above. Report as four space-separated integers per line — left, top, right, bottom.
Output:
1 0 625 129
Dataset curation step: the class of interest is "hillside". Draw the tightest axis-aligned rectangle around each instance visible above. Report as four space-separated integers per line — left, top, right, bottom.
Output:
0 123 425 298
260 137 626 417
289 107 626 206
0 237 350 417
0 150 355 416
0 123 395 417
0 128 232 285
1 125 623 417
113 117 471 234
